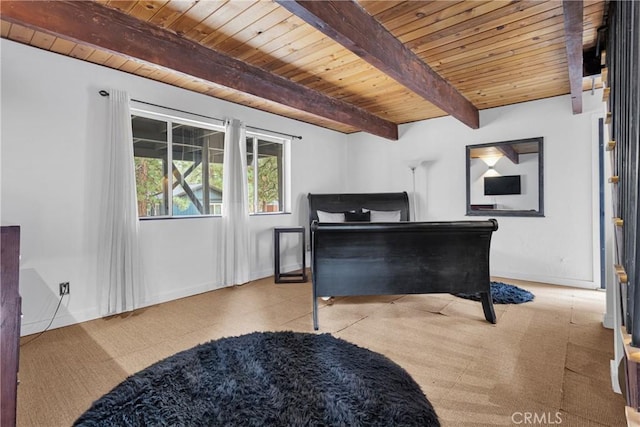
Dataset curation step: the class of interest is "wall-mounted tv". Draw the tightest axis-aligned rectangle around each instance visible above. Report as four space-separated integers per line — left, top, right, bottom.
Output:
484 175 521 195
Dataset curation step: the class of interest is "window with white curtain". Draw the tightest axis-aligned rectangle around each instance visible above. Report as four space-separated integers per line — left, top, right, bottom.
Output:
246 135 287 214
131 108 289 218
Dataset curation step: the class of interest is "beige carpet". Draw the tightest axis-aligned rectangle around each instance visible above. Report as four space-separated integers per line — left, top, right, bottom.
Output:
17 276 625 426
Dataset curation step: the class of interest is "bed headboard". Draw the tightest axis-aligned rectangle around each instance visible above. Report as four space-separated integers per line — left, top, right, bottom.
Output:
307 192 410 224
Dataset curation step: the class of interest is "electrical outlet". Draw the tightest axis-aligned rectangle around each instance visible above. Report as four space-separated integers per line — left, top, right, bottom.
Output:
59 282 70 296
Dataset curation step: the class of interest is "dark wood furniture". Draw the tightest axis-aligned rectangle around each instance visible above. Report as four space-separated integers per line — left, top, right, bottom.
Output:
1 226 21 426
274 226 307 283
308 193 498 330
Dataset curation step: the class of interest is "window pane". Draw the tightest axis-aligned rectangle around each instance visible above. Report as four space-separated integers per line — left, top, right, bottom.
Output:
256 139 283 213
171 123 225 216
132 115 169 217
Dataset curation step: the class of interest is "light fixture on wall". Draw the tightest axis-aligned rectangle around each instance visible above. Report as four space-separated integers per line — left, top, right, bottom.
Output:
481 155 502 167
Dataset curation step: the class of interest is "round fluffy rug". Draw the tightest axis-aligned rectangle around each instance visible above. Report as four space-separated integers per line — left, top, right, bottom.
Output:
454 281 535 304
74 331 440 426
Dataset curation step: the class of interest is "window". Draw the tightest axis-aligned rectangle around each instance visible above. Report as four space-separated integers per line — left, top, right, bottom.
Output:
132 110 224 218
132 108 289 218
246 135 286 214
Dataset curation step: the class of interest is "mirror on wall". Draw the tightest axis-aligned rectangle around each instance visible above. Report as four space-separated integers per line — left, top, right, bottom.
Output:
466 137 544 217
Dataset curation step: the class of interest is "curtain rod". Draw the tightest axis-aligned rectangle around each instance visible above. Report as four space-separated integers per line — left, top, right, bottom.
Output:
98 90 302 140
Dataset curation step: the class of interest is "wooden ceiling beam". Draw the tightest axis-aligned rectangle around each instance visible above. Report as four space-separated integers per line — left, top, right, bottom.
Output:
496 145 520 165
0 1 398 140
276 0 480 129
562 0 584 114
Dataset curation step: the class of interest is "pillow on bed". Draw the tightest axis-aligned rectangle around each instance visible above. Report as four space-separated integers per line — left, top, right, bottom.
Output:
317 210 345 222
344 209 371 222
367 209 402 222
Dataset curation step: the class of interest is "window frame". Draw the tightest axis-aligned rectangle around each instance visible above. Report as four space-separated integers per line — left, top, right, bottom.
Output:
131 105 225 220
131 105 291 219
244 131 291 215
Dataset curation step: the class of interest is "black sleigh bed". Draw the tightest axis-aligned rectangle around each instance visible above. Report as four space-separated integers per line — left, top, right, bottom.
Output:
308 192 499 330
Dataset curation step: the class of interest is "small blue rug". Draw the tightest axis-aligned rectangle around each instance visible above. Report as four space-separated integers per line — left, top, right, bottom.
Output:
455 281 534 304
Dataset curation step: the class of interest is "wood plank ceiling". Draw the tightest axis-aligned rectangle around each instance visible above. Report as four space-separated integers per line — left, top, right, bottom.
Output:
0 0 606 139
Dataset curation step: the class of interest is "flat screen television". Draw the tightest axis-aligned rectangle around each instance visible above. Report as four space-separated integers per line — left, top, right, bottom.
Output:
484 175 521 195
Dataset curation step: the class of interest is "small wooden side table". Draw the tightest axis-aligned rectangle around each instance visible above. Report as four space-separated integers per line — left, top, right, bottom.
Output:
274 226 307 283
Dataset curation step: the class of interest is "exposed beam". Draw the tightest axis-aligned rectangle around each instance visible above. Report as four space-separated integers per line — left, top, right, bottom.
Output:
277 0 480 129
0 1 398 140
562 0 584 114
496 145 520 165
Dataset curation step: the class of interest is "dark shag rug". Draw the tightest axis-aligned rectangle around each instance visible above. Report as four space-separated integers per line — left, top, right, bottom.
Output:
74 331 440 427
455 281 534 304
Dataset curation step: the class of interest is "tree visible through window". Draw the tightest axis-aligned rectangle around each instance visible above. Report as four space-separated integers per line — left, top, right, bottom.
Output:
132 113 224 217
247 136 284 213
132 110 288 218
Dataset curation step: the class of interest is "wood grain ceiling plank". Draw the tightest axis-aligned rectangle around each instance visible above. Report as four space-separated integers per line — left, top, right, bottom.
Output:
260 32 340 73
423 18 567 68
69 44 96 61
1 20 10 38
169 0 229 37
278 0 479 129
86 49 113 65
407 1 559 53
443 44 566 78
372 1 466 34
396 1 511 47
240 21 325 68
357 0 407 17
0 0 396 138
453 60 569 91
49 37 77 55
562 0 584 114
430 30 567 72
471 86 572 107
211 6 291 54
147 0 199 29
7 22 34 44
105 1 138 13
30 31 57 50
126 1 171 22
104 54 129 69
440 42 566 76
118 60 145 74
271 39 358 78
469 72 570 97
199 1 278 49
225 12 301 60
410 1 563 56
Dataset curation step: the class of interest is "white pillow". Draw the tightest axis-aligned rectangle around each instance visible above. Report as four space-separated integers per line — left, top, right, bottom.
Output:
317 210 345 222
368 209 401 222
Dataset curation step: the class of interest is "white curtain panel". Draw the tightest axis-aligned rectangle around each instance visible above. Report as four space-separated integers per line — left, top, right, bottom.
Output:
220 118 251 286
98 89 143 315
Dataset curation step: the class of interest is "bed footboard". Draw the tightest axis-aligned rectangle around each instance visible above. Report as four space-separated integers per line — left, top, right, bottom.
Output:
311 220 498 329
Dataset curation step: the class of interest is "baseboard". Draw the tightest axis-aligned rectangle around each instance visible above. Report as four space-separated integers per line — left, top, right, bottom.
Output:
21 306 100 336
20 268 297 336
603 312 616 329
491 271 598 289
611 360 622 394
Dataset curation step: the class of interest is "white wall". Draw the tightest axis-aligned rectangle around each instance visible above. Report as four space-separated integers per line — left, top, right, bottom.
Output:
1 38 605 336
346 93 604 288
0 39 347 335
